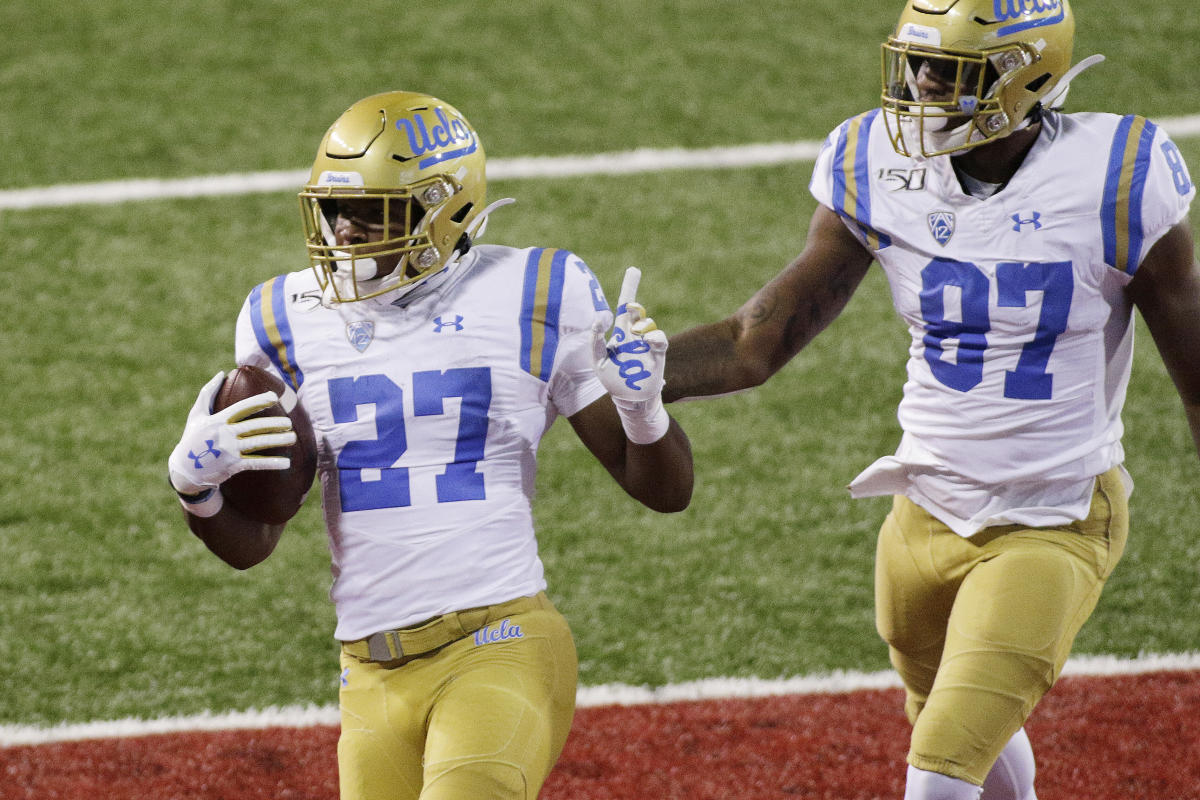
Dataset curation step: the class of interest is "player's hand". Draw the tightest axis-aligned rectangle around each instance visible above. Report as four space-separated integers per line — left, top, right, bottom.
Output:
592 267 667 402
592 267 670 443
167 371 296 496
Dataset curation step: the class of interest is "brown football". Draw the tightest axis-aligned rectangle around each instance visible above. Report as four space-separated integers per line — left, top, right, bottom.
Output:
212 365 317 525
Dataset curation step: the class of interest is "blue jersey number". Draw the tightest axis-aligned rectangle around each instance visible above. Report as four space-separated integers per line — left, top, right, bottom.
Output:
920 259 1073 400
1161 140 1194 196
328 367 493 512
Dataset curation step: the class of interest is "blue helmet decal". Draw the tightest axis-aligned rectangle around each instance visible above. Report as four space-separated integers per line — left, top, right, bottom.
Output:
992 0 1066 36
395 107 478 169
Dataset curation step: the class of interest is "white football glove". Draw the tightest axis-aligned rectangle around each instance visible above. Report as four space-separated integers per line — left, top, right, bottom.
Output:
592 267 670 444
167 372 297 513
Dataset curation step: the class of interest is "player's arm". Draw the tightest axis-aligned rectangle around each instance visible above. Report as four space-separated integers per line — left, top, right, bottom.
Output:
1126 220 1200 456
568 396 693 513
167 371 295 569
579 267 693 512
662 204 875 401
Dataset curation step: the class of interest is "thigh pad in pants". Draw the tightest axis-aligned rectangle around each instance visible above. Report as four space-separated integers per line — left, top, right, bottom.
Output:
874 467 1128 784
337 593 578 800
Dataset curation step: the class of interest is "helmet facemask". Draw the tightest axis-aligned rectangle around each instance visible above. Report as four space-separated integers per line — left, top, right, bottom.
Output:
300 175 466 303
882 40 1035 158
879 0 1079 160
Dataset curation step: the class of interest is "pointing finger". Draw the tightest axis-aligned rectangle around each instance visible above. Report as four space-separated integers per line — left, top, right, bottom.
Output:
617 266 642 312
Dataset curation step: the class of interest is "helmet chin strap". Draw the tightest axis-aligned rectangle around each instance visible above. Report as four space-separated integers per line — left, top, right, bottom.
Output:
901 111 974 160
331 251 382 280
914 111 1038 160
323 253 382 305
1042 53 1105 109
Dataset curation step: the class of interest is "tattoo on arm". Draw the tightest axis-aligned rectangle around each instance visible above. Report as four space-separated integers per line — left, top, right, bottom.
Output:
778 263 863 357
662 321 742 401
664 220 873 400
745 295 775 329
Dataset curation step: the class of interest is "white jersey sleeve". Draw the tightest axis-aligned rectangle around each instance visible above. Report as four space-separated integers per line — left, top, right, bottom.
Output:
1112 116 1195 270
541 250 612 418
808 110 1194 536
233 269 315 391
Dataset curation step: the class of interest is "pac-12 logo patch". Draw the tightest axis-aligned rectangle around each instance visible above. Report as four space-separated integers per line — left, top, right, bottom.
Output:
346 320 375 352
927 211 955 246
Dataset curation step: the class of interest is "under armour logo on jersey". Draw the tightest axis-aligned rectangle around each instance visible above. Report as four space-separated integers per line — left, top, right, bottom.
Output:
474 619 524 646
433 315 464 332
1012 212 1043 232
340 667 350 687
346 320 375 352
188 440 221 469
927 211 956 246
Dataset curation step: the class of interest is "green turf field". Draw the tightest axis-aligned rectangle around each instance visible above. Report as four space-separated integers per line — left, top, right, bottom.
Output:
2 1 1198 725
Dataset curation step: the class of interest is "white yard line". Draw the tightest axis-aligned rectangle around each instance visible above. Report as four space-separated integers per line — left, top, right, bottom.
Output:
2 651 1197 747
3 113 1199 211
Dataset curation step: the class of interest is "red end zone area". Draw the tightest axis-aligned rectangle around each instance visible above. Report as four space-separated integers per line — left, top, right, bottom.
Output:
3 671 1198 799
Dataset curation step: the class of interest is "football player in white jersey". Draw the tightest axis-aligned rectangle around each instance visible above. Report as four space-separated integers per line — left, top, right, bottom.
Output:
166 91 693 800
648 1 1200 799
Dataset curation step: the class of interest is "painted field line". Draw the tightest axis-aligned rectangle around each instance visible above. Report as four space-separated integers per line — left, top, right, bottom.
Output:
0 143 821 211
3 113 1199 211
2 651 1197 748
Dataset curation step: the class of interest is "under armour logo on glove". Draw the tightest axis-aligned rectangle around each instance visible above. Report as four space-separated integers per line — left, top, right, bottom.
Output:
167 371 297 497
188 440 223 469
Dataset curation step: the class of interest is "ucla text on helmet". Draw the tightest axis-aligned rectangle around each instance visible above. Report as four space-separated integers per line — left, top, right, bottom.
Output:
395 106 479 169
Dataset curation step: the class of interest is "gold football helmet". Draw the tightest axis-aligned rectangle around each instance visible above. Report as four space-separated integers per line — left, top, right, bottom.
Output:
299 91 489 302
881 0 1085 158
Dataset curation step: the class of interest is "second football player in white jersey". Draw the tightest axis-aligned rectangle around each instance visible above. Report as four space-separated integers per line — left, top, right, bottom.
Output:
646 1 1200 799
813 106 1190 536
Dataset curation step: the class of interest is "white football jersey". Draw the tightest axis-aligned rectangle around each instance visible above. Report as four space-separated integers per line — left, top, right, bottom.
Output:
810 110 1195 536
234 245 612 639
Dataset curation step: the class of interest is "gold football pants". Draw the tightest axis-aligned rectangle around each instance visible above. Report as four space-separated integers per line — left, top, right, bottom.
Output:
337 592 578 800
875 467 1128 785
